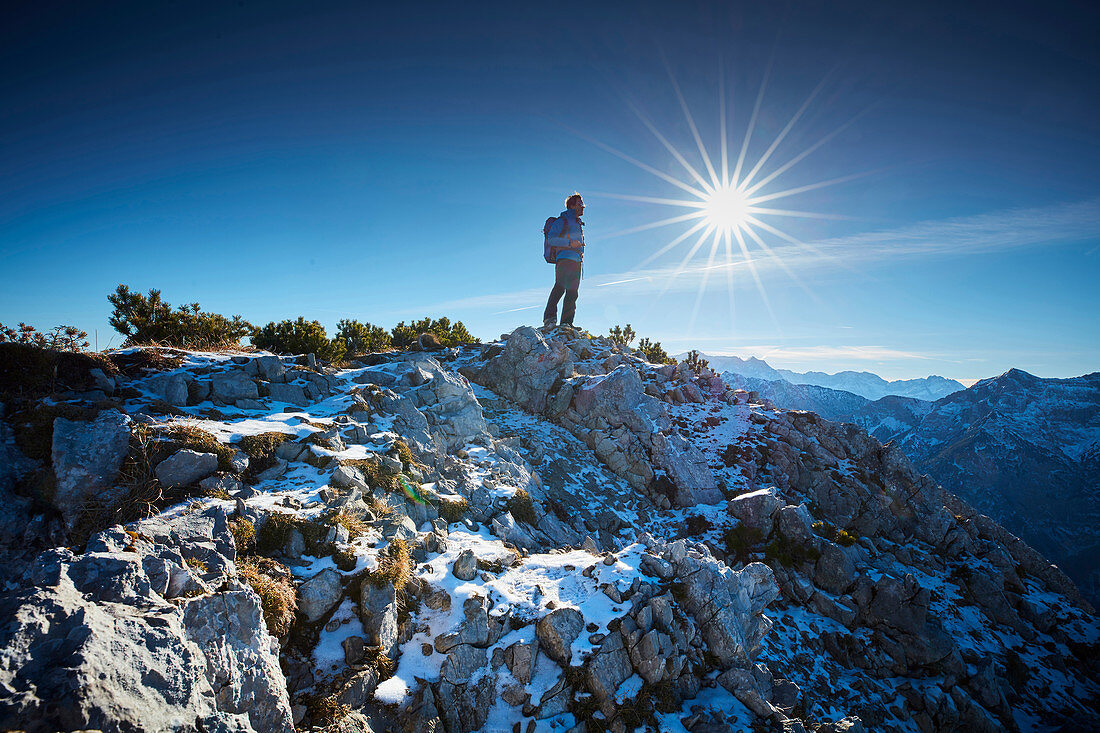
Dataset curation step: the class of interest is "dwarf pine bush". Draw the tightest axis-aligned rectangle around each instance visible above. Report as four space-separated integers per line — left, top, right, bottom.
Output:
681 349 712 375
336 319 392 355
252 317 346 362
607 324 636 346
636 337 673 364
0 322 89 352
390 316 478 349
108 285 254 349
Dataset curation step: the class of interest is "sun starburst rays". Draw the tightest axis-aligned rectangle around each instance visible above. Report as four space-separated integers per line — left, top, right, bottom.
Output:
584 64 857 336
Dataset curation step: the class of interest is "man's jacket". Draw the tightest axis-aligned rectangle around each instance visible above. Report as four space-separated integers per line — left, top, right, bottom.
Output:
547 209 584 263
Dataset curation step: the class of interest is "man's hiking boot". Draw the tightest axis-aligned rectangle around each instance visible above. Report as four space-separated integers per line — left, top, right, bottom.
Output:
543 318 556 329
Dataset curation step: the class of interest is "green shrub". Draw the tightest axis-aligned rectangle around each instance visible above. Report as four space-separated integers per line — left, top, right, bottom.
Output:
723 524 764 563
336 319 392 355
108 285 254 349
636 337 673 364
685 514 713 535
507 489 537 525
607 324 636 347
390 316 478 349
764 534 821 567
812 519 858 547
681 349 711 375
251 317 346 363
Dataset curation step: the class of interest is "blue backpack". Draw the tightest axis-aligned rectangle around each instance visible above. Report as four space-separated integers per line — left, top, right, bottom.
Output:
543 215 567 264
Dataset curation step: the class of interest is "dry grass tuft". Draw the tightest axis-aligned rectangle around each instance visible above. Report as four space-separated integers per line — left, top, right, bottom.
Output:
323 509 368 540
238 556 297 638
365 538 411 593
437 497 469 524
339 457 399 492
237 431 292 460
228 517 256 555
159 423 238 472
108 348 185 378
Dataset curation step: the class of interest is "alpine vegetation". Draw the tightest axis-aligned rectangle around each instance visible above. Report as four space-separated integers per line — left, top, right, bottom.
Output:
0 323 1095 733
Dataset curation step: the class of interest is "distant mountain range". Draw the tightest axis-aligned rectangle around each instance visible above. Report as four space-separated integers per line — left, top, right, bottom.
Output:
696 353 965 401
722 365 1100 604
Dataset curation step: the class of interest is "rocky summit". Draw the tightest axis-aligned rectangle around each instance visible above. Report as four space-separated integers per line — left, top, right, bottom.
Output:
0 327 1097 733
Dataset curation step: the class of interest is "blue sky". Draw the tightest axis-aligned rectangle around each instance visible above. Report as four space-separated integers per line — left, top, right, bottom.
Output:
2 1 1097 382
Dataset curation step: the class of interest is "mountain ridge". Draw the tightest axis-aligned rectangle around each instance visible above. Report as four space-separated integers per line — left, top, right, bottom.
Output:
693 352 965 401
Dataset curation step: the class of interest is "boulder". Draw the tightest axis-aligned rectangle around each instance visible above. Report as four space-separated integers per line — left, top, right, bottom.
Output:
266 382 309 406
164 373 189 406
51 409 132 529
0 519 292 732
814 542 857 595
298 568 343 623
155 449 218 488
536 607 584 665
358 581 399 659
777 504 816 544
452 549 478 581
504 642 537 685
672 554 778 667
474 327 574 413
728 488 782 535
437 644 494 732
199 474 244 495
212 371 259 403
254 355 286 382
586 632 633 711
181 589 295 732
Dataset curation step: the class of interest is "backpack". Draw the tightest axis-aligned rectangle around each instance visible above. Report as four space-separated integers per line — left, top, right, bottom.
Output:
543 215 567 264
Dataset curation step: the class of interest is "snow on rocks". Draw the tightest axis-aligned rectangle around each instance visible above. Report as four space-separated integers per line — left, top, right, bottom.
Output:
2 338 1097 732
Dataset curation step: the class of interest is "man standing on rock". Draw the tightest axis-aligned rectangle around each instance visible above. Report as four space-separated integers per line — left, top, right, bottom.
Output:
543 193 585 329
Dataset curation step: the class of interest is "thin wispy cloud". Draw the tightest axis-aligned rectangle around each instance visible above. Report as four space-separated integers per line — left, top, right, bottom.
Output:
419 198 1100 312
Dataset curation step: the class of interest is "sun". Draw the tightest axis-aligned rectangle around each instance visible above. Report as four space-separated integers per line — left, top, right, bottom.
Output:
577 63 862 332
702 183 749 234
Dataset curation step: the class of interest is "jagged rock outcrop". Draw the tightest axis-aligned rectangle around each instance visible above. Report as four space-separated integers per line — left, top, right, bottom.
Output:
0 508 293 732
0 339 1095 733
464 327 722 507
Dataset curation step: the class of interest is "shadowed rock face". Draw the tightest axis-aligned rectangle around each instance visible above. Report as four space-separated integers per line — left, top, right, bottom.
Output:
51 409 131 529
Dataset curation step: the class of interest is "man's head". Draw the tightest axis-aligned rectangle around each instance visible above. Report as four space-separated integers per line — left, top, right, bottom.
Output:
566 193 584 214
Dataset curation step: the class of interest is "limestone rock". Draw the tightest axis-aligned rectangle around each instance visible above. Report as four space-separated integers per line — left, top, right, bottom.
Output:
452 549 477 581
212 371 259 403
536 607 584 665
51 409 131 529
358 581 399 658
728 488 782 535
298 568 343 623
156 449 218 488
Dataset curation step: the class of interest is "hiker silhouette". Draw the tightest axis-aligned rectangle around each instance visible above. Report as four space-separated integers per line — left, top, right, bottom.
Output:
543 193 585 329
